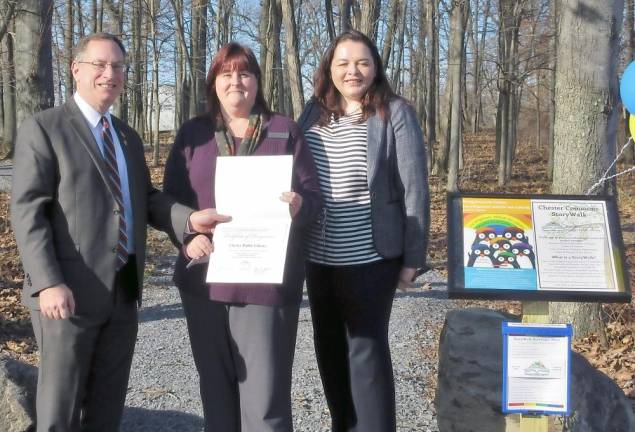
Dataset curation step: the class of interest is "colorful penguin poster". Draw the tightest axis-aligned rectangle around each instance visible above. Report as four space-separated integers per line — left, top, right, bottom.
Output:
463 198 538 290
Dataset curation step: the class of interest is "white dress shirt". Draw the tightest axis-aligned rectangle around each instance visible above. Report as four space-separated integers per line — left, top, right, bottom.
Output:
73 93 135 254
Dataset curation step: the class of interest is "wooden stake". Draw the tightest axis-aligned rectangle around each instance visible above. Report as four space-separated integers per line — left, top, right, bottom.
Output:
505 301 550 432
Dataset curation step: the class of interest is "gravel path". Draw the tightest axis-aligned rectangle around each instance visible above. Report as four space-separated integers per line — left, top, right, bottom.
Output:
122 254 453 432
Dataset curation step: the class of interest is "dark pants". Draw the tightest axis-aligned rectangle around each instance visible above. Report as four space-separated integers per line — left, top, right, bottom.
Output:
179 290 300 432
31 257 138 432
306 258 401 432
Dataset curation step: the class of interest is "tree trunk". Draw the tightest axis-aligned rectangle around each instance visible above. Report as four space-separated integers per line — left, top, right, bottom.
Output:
415 0 427 127
92 0 98 32
260 0 283 112
14 0 54 127
550 0 624 339
280 0 304 119
339 0 352 32
1 31 16 157
131 0 142 131
169 0 193 121
391 0 407 89
496 0 523 186
75 0 84 38
446 0 467 192
0 0 16 43
473 0 490 132
547 0 559 180
64 0 73 100
217 0 233 49
381 0 400 68
357 0 380 40
324 0 336 41
149 0 160 166
101 0 124 118
426 0 438 175
190 0 207 117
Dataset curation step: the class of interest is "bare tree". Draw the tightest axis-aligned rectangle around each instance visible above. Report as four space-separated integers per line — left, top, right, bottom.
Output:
75 0 85 38
64 0 73 100
390 0 408 90
357 0 380 40
550 0 624 338
324 0 336 41
547 0 558 180
446 0 469 192
216 0 234 49
260 0 284 112
496 0 525 186
1 28 16 157
471 0 491 132
339 0 352 32
190 0 207 117
426 0 438 175
169 0 193 123
382 0 400 68
280 0 304 118
0 0 16 43
14 0 54 127
130 0 144 133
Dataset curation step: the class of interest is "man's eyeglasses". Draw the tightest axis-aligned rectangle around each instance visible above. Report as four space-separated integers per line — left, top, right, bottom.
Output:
77 61 127 72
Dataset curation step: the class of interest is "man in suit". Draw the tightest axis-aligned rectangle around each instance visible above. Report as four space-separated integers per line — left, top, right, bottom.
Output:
11 33 228 431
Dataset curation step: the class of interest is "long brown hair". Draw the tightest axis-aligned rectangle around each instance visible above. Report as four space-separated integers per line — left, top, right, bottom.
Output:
313 30 397 124
204 42 271 121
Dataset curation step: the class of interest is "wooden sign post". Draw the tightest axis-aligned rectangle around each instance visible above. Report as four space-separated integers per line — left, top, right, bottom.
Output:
517 301 549 432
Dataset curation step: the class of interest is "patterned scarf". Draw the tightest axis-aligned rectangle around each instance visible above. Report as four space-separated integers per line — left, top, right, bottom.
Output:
214 111 265 156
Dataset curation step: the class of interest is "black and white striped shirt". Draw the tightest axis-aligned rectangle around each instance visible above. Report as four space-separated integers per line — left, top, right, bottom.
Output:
305 112 381 266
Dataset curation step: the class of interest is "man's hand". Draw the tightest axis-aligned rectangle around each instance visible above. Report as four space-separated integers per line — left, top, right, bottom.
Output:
397 267 417 292
186 234 214 259
39 284 75 319
189 209 232 233
280 191 303 218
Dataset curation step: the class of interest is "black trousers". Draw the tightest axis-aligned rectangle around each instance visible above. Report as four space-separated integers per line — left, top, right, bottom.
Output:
306 258 401 432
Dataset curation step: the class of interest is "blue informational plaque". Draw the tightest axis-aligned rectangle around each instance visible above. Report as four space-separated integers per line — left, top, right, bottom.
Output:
502 322 573 415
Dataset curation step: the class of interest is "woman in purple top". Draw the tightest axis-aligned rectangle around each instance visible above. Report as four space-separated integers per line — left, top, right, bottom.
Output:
163 43 321 432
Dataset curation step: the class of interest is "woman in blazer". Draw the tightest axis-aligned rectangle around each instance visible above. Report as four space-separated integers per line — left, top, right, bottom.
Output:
297 30 429 432
163 42 321 432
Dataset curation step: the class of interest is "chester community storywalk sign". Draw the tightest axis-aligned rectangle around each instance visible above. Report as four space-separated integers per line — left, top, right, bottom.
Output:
447 193 631 302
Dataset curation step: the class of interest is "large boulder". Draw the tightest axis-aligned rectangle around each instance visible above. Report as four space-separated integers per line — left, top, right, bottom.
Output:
435 308 635 432
0 354 37 432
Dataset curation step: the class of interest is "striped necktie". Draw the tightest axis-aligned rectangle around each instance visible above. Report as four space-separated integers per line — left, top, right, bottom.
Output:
101 116 129 270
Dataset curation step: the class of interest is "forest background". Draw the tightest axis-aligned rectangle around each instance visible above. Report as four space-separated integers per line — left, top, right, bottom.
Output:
0 0 633 407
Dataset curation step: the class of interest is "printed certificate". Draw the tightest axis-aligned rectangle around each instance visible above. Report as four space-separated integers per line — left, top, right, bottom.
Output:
206 155 293 284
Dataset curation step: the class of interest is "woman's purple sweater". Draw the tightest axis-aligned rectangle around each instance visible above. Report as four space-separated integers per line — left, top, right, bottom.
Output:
163 114 322 306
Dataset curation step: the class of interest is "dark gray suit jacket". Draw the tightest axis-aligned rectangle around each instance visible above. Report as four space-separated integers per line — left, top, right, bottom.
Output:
11 98 191 314
298 97 429 268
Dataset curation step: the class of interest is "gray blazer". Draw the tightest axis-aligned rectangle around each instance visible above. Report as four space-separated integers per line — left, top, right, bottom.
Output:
298 97 429 268
11 98 191 314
